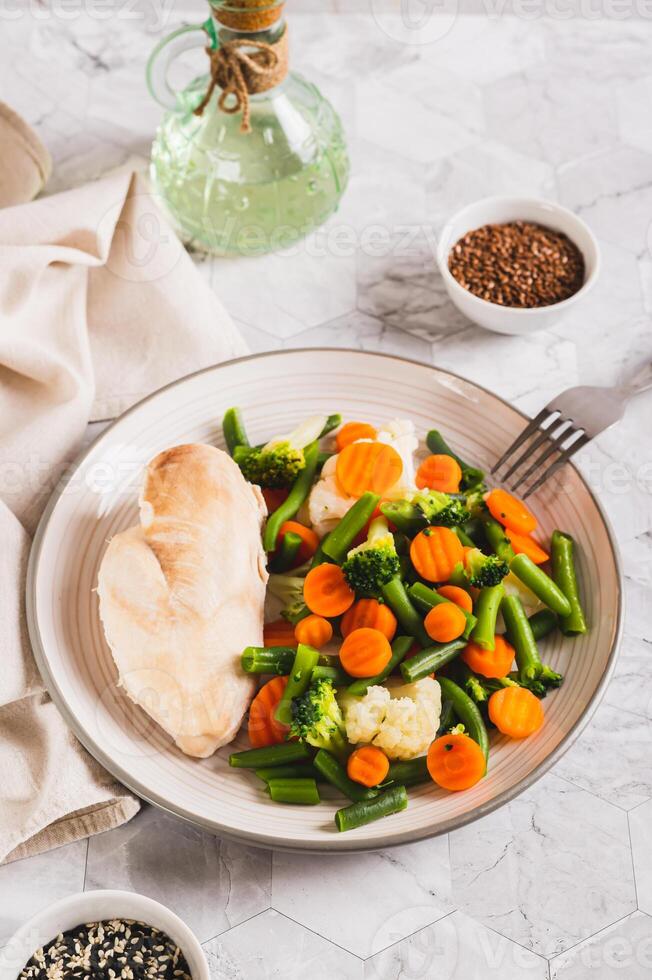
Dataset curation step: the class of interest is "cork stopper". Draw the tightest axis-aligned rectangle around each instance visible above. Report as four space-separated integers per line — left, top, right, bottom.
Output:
211 0 285 31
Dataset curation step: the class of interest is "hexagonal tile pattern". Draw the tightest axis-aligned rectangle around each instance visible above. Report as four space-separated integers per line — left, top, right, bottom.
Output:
357 234 471 340
86 807 271 943
484 66 618 166
287 311 433 363
629 800 652 914
272 836 453 958
555 701 652 811
203 909 363 980
365 911 548 980
450 773 636 957
203 236 356 340
550 912 652 979
0 840 87 946
558 146 652 255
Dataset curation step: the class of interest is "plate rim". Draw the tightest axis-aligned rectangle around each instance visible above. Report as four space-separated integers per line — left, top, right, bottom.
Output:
26 348 624 852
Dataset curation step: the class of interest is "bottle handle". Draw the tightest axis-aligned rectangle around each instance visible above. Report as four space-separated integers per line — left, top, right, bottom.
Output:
146 24 208 110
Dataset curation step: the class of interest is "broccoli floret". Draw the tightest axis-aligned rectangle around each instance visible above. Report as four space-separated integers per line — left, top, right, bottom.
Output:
515 666 563 697
342 517 401 597
267 573 309 624
465 548 509 588
236 443 305 489
464 489 488 518
290 679 348 760
413 490 470 529
234 414 330 489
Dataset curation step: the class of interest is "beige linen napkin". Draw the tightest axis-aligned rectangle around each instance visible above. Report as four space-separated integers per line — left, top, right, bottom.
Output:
0 171 248 863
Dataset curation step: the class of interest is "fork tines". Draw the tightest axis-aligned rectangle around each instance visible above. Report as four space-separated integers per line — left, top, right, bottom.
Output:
491 409 589 499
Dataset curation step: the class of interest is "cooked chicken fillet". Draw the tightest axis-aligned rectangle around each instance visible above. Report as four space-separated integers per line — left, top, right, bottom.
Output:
97 444 268 758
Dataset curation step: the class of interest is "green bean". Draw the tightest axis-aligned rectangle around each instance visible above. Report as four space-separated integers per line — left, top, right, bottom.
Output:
255 764 320 782
483 516 515 563
267 777 320 805
335 785 408 832
550 530 588 635
269 531 302 573
381 576 430 648
437 699 455 736
437 676 489 759
400 639 466 684
386 757 430 788
454 526 476 548
322 492 380 563
275 643 320 725
319 414 342 437
501 594 541 684
347 635 413 696
408 582 477 639
313 749 378 802
426 430 485 490
263 441 321 552
311 665 351 686
471 584 505 650
528 609 558 642
229 742 312 769
317 451 332 470
510 553 572 617
222 407 250 454
241 647 296 674
380 500 424 537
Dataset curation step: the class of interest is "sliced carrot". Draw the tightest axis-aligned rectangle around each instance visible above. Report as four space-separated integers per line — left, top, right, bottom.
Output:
248 676 289 748
505 528 549 565
303 563 355 617
461 635 515 678
277 520 320 565
262 487 288 513
486 488 537 535
339 627 392 678
336 442 403 498
295 614 333 649
410 526 464 583
437 585 473 614
263 619 297 648
488 686 544 738
341 598 397 642
427 732 486 791
424 603 467 643
416 454 462 492
347 746 390 787
336 421 378 452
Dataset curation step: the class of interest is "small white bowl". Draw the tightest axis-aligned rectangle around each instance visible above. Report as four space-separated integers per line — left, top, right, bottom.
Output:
0 890 209 980
437 196 601 335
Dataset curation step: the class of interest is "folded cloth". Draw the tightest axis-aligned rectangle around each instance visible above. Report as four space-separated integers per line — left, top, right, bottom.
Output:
0 170 248 863
0 101 52 207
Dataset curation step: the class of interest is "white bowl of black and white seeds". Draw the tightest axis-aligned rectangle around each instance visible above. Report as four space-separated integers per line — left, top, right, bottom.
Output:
0 890 209 980
436 196 601 335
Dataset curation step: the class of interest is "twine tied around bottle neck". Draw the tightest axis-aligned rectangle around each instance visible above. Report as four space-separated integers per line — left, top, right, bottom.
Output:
193 28 288 133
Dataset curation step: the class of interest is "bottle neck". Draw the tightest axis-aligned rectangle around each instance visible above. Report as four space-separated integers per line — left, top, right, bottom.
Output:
214 17 286 46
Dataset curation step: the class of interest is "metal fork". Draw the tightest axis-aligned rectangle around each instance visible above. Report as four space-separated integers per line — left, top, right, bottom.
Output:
492 361 652 498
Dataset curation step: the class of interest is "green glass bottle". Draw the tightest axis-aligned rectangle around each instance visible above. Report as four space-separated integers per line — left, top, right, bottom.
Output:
147 1 349 256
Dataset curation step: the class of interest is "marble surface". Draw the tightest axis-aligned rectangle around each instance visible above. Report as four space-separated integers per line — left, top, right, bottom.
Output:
2 4 652 978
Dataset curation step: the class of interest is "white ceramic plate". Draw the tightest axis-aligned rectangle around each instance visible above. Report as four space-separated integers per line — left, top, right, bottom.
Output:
27 350 622 851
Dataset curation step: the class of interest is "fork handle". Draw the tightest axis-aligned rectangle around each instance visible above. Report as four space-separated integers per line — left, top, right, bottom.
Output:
623 361 652 396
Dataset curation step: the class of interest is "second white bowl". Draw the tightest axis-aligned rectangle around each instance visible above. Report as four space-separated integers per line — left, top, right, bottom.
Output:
437 196 601 335
0 890 210 980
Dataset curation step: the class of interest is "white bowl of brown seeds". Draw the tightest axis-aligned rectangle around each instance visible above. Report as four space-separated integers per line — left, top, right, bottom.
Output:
437 196 601 335
0 890 209 980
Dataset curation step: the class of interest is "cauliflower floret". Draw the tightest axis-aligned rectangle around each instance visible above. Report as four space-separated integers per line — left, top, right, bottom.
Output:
376 419 418 499
308 454 357 538
339 685 390 745
308 419 418 537
339 677 442 761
